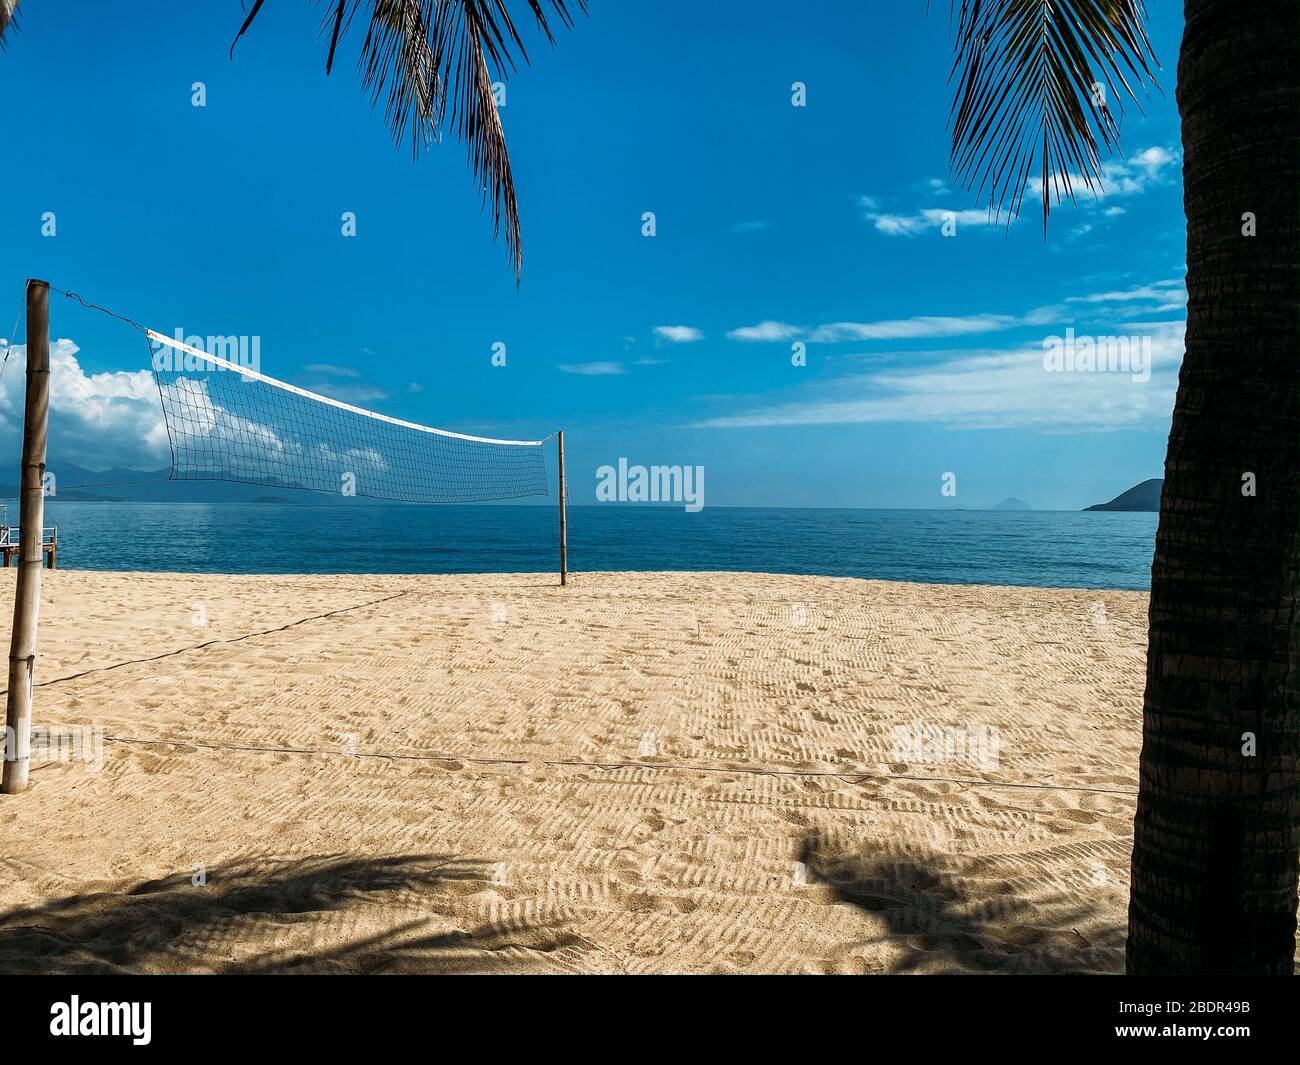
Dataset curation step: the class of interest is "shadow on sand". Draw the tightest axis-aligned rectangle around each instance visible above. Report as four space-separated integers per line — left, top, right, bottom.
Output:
799 833 1125 974
0 853 588 974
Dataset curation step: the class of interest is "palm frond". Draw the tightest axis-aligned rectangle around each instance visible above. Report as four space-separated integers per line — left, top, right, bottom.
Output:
230 1 586 279
944 0 1160 232
230 0 268 59
0 0 21 51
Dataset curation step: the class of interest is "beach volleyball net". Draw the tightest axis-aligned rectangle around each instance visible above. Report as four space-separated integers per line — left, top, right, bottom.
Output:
147 331 549 504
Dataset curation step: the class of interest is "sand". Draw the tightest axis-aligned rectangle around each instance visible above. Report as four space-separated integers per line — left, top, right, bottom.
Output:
0 569 1148 974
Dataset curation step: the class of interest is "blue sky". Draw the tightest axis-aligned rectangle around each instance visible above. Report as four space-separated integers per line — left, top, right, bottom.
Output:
0 1 1187 509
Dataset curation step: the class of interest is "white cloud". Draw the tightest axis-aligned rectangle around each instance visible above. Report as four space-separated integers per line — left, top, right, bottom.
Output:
731 221 769 233
861 147 1174 241
654 325 704 343
1028 145 1178 205
868 213 928 236
557 361 626 375
155 377 289 459
864 202 1000 237
293 361 393 404
1067 278 1187 312
0 338 423 480
302 363 360 378
312 442 387 473
810 314 1022 343
727 320 803 342
0 338 170 469
695 322 1185 432
1131 146 1175 178
728 306 1061 344
299 380 390 404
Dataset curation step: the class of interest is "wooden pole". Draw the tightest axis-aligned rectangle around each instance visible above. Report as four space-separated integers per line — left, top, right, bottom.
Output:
557 430 567 586
3 280 50 794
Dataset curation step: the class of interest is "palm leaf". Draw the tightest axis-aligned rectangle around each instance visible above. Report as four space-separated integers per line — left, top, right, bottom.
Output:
943 0 1160 231
230 1 269 57
0 0 20 50
231 1 587 278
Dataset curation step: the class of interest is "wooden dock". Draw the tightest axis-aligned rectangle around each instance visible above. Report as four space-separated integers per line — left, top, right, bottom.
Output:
0 524 57 568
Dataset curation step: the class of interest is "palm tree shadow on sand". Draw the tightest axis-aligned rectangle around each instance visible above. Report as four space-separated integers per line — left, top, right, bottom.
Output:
799 834 1126 974
0 854 599 974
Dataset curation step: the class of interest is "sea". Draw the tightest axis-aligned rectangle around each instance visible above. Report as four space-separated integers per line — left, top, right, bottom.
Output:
11 502 1159 591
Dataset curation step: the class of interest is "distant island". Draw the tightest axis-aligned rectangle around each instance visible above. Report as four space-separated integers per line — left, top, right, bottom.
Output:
1084 478 1163 512
992 497 1031 511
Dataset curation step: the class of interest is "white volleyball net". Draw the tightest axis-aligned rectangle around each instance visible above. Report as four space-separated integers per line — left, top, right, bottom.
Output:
148 331 549 503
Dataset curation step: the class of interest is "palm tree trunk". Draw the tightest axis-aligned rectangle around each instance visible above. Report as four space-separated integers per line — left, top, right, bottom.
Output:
1126 0 1300 973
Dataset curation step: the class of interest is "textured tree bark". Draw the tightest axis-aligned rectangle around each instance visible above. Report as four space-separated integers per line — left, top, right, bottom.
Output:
1127 0 1300 973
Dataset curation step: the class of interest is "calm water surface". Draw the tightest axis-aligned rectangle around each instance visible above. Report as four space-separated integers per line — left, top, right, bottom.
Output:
17 502 1158 591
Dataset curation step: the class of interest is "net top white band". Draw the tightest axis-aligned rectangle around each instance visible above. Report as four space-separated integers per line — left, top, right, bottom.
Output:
147 330 544 447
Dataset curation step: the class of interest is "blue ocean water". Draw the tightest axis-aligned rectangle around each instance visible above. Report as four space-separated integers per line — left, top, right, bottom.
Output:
16 502 1159 590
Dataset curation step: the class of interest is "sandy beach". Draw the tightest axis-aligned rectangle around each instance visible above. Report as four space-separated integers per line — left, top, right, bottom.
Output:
0 570 1148 974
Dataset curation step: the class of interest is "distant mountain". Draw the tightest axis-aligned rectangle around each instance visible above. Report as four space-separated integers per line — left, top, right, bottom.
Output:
1084 478 1163 512
1 462 544 507
992 497 1031 511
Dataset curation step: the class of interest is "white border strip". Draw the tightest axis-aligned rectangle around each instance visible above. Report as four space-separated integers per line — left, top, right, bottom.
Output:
147 330 543 447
